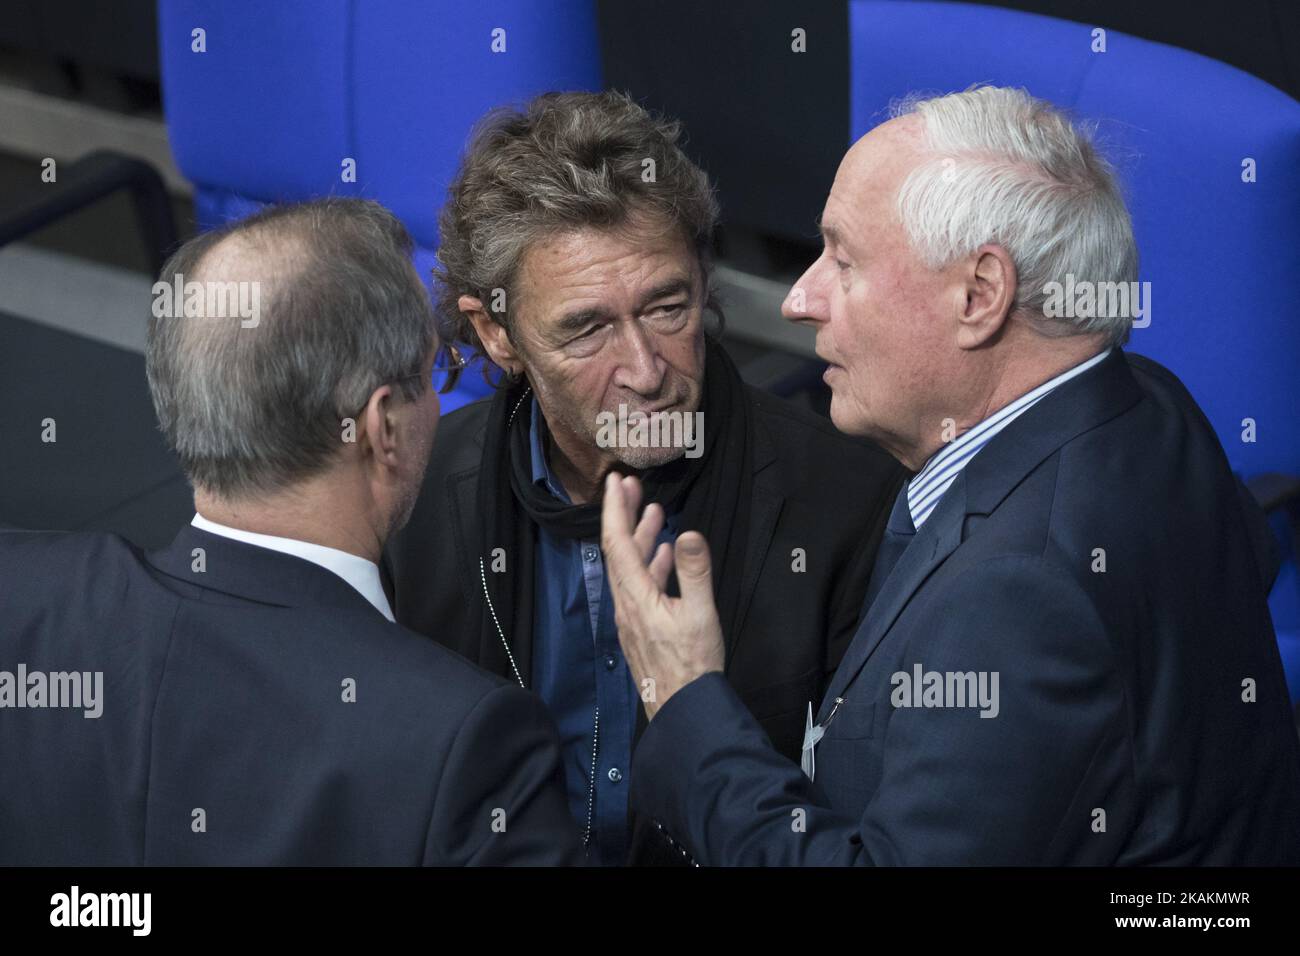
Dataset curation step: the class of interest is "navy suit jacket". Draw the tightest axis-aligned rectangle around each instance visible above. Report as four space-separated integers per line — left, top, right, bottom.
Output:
631 350 1300 864
0 525 582 865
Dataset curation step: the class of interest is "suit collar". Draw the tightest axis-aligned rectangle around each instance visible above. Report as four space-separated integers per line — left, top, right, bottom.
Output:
962 347 1142 516
148 524 385 619
819 348 1143 715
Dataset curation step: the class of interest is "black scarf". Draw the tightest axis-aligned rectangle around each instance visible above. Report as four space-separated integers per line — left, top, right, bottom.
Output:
475 336 754 685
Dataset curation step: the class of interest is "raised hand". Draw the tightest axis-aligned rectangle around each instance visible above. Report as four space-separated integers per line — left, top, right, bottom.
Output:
599 471 725 719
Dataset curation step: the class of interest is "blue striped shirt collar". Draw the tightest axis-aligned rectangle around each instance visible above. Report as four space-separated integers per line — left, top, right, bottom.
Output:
906 348 1112 530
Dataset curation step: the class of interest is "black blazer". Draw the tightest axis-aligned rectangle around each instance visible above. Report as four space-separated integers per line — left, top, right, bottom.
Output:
0 525 582 865
630 351 1300 864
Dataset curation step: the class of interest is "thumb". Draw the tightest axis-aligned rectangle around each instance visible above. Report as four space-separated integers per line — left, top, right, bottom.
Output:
673 532 715 606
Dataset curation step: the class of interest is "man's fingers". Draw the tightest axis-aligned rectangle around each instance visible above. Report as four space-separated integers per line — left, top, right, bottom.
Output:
649 540 673 591
600 472 657 603
622 475 662 561
633 503 665 564
604 473 665 580
674 531 715 607
600 472 642 579
601 471 633 540
620 473 642 517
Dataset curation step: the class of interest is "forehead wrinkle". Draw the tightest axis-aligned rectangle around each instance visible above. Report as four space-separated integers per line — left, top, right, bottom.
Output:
517 223 695 328
826 120 927 256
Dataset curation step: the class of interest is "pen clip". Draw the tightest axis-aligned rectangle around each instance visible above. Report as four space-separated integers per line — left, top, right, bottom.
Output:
821 696 846 730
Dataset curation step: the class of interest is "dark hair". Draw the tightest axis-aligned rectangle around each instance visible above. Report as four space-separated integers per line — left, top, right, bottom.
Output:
434 90 722 377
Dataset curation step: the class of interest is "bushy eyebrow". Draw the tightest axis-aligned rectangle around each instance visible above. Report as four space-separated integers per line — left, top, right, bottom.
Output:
554 307 607 335
553 276 694 335
639 277 694 309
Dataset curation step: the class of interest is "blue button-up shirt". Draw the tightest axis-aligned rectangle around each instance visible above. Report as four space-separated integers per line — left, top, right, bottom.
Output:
527 399 676 866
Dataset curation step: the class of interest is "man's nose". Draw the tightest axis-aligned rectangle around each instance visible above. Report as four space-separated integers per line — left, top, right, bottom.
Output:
782 260 830 327
612 322 667 395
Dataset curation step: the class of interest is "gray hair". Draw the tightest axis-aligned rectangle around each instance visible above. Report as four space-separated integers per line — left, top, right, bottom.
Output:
434 90 721 374
146 198 436 500
891 85 1138 347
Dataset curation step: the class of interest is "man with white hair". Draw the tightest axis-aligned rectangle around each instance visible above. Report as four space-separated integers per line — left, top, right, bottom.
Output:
600 85 1300 864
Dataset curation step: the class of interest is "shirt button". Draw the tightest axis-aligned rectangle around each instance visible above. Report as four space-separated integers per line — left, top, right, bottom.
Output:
583 547 598 563
604 655 617 670
607 767 623 783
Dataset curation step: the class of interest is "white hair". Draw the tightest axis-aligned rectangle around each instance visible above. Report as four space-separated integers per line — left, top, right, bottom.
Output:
891 85 1138 347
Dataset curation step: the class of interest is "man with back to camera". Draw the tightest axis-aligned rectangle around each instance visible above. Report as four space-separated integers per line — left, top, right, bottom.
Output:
0 198 581 866
599 86 1300 865
383 90 908 865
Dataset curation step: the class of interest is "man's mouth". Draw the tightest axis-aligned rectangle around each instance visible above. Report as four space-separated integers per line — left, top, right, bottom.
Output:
623 393 686 416
818 351 845 385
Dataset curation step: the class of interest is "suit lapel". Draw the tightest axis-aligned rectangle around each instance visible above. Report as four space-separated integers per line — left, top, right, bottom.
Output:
817 479 966 718
723 411 783 665
449 467 480 611
726 479 782 662
449 462 536 683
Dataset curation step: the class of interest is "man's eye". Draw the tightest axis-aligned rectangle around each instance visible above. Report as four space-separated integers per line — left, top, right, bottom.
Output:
835 259 851 271
649 304 686 319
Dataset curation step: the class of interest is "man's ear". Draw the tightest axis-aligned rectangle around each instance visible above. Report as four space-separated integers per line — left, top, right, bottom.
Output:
360 383 401 468
956 245 1017 350
459 294 522 374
